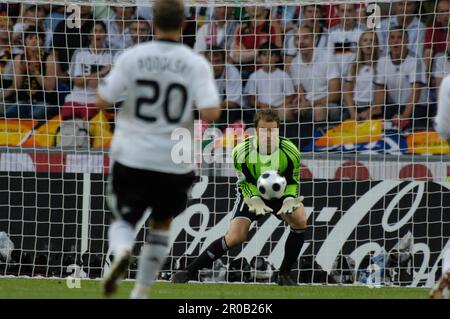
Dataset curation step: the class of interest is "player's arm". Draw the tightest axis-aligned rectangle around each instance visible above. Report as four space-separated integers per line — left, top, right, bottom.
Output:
281 139 300 198
199 107 221 124
232 141 259 199
194 55 221 124
233 142 273 216
96 52 128 111
277 139 303 216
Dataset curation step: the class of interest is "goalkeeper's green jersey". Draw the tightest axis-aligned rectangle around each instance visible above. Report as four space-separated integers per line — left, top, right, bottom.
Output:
232 136 301 199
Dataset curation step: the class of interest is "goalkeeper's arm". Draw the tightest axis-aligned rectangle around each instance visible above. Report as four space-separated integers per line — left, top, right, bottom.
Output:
232 142 259 199
280 139 301 198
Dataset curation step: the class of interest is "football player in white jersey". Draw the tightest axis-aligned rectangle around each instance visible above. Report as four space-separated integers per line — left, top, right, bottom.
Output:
96 0 220 299
430 74 450 299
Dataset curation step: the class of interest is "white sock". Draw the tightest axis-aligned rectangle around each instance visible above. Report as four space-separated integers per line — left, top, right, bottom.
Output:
108 219 134 258
130 282 149 299
130 230 169 299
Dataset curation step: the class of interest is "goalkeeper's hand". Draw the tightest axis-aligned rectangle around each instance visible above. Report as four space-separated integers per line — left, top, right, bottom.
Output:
276 196 304 216
244 196 273 216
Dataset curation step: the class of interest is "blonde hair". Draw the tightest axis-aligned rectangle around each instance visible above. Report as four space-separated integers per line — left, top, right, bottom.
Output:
350 30 379 81
0 15 11 29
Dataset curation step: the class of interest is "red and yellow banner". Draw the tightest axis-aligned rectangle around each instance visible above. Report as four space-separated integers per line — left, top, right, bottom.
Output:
407 131 450 155
315 119 382 147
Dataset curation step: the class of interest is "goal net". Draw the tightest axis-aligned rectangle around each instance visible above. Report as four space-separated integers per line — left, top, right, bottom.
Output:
0 0 449 288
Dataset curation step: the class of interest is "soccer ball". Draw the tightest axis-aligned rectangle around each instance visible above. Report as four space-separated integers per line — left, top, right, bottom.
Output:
257 170 286 200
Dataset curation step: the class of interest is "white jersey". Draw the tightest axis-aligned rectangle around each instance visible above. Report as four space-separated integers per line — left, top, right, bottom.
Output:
215 64 242 106
435 75 450 140
327 24 364 77
98 39 220 174
66 48 114 105
374 52 427 105
345 64 375 105
245 68 295 107
432 53 450 80
290 49 339 103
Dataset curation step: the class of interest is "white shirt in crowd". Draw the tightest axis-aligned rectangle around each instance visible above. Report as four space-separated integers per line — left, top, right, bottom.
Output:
283 28 328 57
245 68 295 107
66 48 114 105
98 40 220 174
194 22 237 52
104 13 134 51
435 75 450 140
345 64 375 105
289 49 339 103
377 16 426 57
374 52 427 105
327 24 364 77
432 53 450 81
215 64 242 106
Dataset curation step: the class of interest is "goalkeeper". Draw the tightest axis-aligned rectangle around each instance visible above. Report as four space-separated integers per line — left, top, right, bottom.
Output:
172 109 306 285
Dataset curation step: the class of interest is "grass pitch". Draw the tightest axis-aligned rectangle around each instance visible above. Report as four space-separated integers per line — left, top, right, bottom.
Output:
0 277 430 299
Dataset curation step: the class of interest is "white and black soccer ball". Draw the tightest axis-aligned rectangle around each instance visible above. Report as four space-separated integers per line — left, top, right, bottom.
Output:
257 170 286 200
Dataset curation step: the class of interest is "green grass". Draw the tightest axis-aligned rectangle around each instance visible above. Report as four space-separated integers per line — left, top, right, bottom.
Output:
0 278 430 299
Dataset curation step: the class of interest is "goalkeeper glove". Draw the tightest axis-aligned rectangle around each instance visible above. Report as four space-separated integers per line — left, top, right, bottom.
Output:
244 196 273 216
276 196 304 215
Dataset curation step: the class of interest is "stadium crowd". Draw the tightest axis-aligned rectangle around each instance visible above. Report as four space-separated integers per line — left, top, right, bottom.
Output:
0 1 449 150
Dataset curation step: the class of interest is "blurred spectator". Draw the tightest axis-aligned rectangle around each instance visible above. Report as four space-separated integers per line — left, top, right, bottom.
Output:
182 7 198 48
343 30 381 121
129 18 151 45
274 5 300 32
284 4 328 65
424 0 449 81
377 0 426 57
245 42 296 122
355 3 367 27
290 26 341 124
322 4 340 29
189 6 214 27
432 31 450 98
53 5 94 77
0 16 13 94
11 4 46 55
43 5 65 50
194 6 237 53
204 47 246 130
374 27 428 131
327 3 364 80
60 21 113 120
301 4 328 47
1 27 59 119
322 3 367 29
104 6 136 52
230 6 282 76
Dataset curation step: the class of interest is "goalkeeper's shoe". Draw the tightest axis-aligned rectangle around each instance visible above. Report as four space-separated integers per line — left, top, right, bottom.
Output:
171 270 197 283
102 250 132 298
276 273 296 286
429 268 450 299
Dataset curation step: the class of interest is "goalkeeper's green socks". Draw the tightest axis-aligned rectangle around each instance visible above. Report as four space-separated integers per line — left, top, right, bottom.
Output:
187 237 229 275
130 229 169 299
279 228 306 275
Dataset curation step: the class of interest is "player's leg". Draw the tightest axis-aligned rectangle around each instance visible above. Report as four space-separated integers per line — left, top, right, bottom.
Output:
131 170 195 298
103 162 149 297
130 217 173 299
277 203 307 285
430 249 450 299
172 217 252 283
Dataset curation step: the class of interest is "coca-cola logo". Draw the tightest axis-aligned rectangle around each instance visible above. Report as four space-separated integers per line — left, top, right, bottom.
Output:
168 177 450 287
